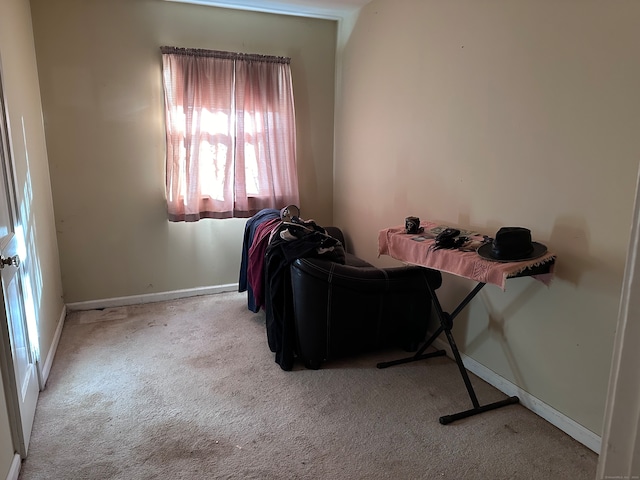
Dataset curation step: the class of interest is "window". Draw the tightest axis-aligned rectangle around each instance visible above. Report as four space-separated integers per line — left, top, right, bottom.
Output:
161 47 299 221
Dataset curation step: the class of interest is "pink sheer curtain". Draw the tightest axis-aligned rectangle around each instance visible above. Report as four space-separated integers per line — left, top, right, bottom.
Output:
161 47 299 221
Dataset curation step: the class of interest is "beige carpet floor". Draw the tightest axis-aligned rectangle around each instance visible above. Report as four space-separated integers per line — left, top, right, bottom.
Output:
19 291 597 479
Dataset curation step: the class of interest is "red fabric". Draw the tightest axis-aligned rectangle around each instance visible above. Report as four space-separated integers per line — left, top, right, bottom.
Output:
248 218 282 310
378 222 556 290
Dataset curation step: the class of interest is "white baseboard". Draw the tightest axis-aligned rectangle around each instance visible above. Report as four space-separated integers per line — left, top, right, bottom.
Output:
432 337 602 454
6 453 20 480
38 304 67 389
65 283 239 311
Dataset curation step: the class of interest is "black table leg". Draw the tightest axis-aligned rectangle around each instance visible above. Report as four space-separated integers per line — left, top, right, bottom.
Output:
437 323 520 424
439 396 520 424
378 279 520 424
376 326 447 369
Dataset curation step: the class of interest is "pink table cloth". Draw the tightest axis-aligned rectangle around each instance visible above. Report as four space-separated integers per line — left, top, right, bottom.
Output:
378 222 556 290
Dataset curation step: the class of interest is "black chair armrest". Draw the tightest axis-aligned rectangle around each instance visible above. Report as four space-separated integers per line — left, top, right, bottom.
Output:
292 257 442 291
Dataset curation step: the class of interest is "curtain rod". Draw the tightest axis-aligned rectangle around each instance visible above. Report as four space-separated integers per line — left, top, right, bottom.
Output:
160 46 290 64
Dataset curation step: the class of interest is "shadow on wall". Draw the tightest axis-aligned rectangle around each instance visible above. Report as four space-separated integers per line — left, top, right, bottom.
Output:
464 281 545 391
445 213 624 391
548 215 590 286
549 214 624 297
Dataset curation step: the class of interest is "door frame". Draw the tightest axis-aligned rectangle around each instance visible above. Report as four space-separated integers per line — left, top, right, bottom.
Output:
597 165 640 477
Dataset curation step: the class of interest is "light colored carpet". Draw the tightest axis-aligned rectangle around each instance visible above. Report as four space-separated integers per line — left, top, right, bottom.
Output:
19 291 597 479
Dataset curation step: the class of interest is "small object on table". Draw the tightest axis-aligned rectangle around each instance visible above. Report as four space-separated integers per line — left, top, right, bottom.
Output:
476 227 547 262
405 216 424 234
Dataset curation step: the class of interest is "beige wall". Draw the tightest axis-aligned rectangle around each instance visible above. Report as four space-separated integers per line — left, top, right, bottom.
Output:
0 0 66 474
334 0 640 435
29 0 337 303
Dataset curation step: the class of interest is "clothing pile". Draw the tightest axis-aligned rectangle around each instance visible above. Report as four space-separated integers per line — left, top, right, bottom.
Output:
239 208 345 370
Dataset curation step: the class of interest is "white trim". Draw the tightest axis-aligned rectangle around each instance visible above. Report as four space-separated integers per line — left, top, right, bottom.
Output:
6 453 20 480
433 337 601 454
38 305 66 388
65 284 239 311
597 167 640 477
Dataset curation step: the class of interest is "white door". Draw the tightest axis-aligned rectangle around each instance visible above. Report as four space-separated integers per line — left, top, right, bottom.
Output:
0 59 39 458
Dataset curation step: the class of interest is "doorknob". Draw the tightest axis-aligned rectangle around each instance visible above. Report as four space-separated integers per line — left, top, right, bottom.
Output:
0 255 20 269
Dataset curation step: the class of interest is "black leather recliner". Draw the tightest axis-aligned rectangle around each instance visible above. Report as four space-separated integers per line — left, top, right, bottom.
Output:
290 227 442 369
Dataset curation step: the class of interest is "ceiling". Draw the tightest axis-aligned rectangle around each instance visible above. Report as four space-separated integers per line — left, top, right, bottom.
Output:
167 0 372 19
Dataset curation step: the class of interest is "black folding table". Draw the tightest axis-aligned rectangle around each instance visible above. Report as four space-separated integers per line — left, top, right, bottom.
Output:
376 224 556 424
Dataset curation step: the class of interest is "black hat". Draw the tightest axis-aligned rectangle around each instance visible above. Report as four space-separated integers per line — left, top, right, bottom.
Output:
477 227 547 262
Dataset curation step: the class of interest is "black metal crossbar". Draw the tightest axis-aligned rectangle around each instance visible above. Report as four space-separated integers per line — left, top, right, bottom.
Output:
377 278 519 424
